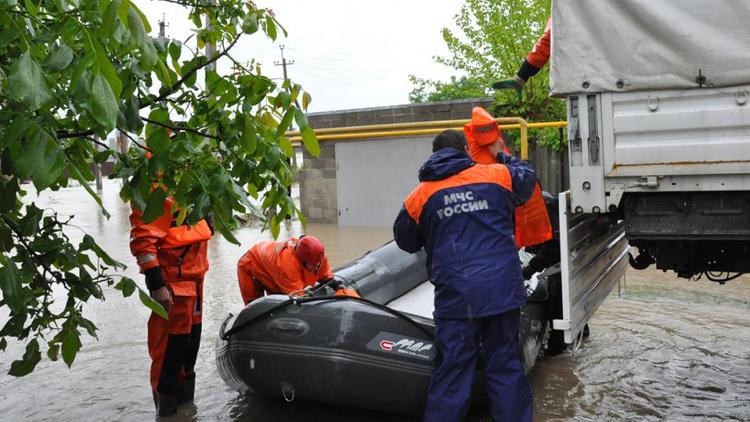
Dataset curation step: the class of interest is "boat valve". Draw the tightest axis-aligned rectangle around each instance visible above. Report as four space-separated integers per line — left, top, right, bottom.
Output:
280 382 296 402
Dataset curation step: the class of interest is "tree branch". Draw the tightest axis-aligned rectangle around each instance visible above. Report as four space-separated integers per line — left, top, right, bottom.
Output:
141 117 220 140
117 129 148 151
58 130 95 139
84 136 111 150
142 35 242 108
156 0 225 8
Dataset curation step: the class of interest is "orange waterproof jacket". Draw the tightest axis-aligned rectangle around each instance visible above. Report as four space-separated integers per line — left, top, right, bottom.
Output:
129 198 212 283
237 238 334 304
527 17 551 69
464 110 553 249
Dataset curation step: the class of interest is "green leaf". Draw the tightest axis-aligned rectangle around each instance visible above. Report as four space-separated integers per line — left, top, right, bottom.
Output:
0 258 23 313
300 127 320 157
89 73 119 131
270 214 280 238
276 109 294 137
30 130 65 190
78 318 98 339
293 108 308 130
296 206 307 227
279 137 293 158
114 276 136 297
138 287 168 319
47 342 59 361
142 188 167 223
0 338 7 352
45 44 74 71
0 178 19 213
8 51 52 111
91 37 123 97
242 13 258 34
101 0 121 36
8 339 41 377
23 0 37 17
241 117 257 154
128 0 152 33
265 15 277 40
61 326 81 367
123 95 143 133
81 234 125 269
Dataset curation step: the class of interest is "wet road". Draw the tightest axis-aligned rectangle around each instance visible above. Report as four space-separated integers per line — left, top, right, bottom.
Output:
1 180 749 421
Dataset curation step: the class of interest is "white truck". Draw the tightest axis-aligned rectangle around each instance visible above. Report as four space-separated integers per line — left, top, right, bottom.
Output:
549 1 750 344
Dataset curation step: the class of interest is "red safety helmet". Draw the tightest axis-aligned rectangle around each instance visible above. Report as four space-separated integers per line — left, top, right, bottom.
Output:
294 235 325 268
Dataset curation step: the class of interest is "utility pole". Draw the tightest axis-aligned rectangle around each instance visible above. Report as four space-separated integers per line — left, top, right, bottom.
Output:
158 13 168 38
274 45 295 218
274 45 294 81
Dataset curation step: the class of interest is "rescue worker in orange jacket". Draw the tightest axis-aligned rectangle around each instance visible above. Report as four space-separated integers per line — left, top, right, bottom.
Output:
464 107 553 248
492 16 551 98
237 235 357 304
129 198 212 417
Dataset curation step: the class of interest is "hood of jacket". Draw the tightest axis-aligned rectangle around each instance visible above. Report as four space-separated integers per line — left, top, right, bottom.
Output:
418 148 475 182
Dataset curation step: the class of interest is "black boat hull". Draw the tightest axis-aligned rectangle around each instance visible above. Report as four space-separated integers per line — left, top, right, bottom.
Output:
216 241 548 415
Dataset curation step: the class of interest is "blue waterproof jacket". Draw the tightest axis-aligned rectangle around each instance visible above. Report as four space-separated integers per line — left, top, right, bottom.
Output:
393 148 536 319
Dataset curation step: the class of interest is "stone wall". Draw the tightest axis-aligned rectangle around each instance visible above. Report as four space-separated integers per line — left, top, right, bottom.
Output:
299 99 494 223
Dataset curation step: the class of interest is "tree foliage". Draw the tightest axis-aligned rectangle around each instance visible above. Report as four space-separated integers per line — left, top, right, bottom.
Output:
0 0 318 375
408 75 487 103
409 0 566 149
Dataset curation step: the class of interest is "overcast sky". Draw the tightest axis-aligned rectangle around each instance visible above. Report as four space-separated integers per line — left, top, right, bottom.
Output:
136 0 466 113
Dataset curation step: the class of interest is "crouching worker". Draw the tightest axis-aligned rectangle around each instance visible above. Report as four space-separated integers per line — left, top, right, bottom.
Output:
129 199 213 417
394 130 535 422
237 235 358 305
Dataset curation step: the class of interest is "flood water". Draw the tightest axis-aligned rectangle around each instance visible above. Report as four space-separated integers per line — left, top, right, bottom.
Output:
1 180 749 421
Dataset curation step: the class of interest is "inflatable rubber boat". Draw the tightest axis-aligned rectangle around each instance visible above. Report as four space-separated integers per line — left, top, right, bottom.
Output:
216 241 550 415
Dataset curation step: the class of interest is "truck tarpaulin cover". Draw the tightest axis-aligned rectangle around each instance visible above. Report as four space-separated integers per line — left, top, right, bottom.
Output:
550 0 750 96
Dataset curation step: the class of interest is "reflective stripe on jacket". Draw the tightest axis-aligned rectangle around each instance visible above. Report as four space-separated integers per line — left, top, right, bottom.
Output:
393 148 536 318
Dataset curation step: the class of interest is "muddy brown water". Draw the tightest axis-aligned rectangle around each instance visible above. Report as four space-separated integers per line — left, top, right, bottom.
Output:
1 180 749 421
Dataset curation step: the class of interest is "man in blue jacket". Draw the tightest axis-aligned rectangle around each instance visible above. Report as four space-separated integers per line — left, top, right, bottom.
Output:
393 129 535 422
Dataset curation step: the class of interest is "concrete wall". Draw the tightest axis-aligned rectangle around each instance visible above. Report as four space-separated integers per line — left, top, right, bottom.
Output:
299 99 494 224
298 98 567 225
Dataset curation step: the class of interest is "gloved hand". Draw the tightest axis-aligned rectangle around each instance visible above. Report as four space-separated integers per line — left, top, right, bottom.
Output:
491 75 525 100
320 277 342 290
150 286 173 314
145 267 172 314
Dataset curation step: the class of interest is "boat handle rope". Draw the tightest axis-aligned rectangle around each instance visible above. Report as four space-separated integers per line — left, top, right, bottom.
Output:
220 294 435 341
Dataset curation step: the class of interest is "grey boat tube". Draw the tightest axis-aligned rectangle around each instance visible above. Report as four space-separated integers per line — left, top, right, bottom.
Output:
216 241 548 415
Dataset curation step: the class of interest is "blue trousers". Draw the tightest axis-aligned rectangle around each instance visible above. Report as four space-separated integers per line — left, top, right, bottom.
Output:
423 310 533 422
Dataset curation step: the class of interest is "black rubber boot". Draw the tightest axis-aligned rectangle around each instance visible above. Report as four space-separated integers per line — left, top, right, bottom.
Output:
177 377 195 405
155 392 178 417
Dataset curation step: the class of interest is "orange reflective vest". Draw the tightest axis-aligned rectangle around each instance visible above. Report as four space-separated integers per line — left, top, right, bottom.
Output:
237 238 335 305
464 127 553 249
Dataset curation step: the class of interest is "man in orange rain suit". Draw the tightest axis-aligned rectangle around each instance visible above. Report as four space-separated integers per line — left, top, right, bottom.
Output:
130 198 212 417
492 16 551 98
464 107 553 248
237 235 358 305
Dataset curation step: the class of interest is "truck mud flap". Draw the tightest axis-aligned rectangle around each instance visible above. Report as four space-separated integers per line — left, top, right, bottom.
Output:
553 191 629 344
